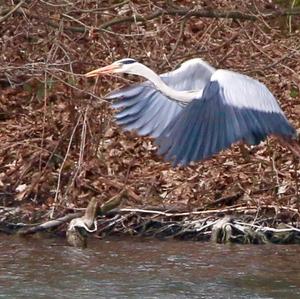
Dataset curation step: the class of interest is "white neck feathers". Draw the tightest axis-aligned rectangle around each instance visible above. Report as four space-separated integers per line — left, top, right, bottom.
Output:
129 63 202 102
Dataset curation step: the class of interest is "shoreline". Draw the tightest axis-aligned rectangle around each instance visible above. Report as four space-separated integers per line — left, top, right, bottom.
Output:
1 201 299 246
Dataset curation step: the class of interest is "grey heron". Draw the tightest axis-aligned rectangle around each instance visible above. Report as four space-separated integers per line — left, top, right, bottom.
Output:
85 58 300 166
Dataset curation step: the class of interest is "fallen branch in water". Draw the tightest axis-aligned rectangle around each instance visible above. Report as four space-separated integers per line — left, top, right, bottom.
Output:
95 205 300 244
115 204 300 217
66 197 99 248
17 189 127 239
66 190 127 247
6 194 300 245
17 212 82 235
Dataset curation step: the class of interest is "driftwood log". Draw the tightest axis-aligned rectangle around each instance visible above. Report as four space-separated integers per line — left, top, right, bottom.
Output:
16 190 126 248
66 197 99 248
66 190 126 248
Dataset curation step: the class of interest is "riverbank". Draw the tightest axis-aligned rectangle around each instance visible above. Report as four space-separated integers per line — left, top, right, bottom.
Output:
0 0 299 244
1 192 300 246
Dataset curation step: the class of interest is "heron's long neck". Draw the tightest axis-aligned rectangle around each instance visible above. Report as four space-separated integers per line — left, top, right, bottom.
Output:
134 64 200 102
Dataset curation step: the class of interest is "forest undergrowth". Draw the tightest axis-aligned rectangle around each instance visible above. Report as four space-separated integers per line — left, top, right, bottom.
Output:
0 1 300 236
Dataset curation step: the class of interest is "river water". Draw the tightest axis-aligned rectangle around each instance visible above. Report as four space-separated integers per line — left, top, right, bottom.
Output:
0 235 300 299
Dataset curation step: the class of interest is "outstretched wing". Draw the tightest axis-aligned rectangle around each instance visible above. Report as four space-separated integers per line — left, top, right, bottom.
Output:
106 59 215 138
156 69 296 165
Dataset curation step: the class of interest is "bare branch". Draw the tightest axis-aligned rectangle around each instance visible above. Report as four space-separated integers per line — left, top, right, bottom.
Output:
0 0 25 23
2 5 300 33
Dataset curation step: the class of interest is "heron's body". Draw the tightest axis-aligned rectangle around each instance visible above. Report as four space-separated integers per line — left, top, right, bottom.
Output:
85 58 299 165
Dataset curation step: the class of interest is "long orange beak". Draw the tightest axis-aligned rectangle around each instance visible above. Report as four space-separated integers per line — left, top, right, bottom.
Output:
84 64 120 77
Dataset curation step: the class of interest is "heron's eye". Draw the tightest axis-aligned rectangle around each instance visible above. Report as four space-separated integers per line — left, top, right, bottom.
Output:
121 59 136 65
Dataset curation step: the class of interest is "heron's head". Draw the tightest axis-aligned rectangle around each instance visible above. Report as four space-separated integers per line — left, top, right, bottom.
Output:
85 58 141 77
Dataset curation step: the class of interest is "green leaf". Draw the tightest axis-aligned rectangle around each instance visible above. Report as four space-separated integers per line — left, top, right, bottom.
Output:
290 87 299 98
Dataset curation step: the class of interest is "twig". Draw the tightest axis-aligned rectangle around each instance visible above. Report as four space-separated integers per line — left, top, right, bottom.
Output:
0 0 25 23
177 31 240 61
294 157 300 204
98 7 300 30
64 107 88 196
97 213 132 234
260 44 300 71
234 221 300 233
271 152 280 191
51 115 82 217
4 6 300 34
162 18 187 67
99 9 163 30
205 192 243 208
289 0 297 34
17 212 82 235
95 177 141 203
66 0 130 13
118 205 300 217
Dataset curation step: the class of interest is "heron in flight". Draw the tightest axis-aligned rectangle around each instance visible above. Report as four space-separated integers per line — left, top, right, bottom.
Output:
85 58 299 166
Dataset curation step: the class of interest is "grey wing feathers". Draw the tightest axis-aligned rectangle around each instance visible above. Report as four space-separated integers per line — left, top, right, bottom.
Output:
106 59 215 138
211 70 284 113
107 82 184 138
156 78 296 166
